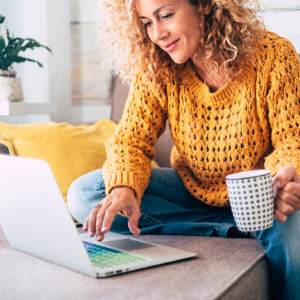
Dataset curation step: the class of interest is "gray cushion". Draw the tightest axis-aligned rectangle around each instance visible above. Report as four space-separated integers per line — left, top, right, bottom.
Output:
0 225 271 300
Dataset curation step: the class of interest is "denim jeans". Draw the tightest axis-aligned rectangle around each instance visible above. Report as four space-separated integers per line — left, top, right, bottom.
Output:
68 168 300 300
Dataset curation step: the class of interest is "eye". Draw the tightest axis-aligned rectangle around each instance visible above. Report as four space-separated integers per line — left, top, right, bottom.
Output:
143 21 152 29
162 13 173 20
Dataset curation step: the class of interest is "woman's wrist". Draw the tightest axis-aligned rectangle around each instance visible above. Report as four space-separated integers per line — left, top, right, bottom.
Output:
111 186 136 198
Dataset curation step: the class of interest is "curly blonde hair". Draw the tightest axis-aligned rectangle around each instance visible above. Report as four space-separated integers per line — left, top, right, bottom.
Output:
98 0 265 86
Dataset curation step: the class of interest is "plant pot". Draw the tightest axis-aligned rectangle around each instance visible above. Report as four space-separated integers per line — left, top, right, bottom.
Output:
0 75 24 102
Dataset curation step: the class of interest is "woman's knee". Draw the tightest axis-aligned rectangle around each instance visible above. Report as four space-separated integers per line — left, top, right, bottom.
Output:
256 211 300 263
280 212 300 265
67 169 106 224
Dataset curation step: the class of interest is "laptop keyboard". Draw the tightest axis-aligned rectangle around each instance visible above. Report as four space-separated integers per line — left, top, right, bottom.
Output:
83 241 148 269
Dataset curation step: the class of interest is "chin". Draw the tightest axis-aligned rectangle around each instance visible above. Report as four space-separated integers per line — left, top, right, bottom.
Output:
169 54 189 65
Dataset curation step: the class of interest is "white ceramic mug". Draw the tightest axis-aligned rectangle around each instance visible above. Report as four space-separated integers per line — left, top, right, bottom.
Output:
226 170 275 232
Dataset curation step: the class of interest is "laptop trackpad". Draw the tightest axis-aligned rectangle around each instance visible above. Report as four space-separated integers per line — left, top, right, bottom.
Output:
103 239 156 251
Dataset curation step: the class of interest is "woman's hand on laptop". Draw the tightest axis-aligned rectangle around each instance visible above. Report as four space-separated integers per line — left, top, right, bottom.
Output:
83 187 141 241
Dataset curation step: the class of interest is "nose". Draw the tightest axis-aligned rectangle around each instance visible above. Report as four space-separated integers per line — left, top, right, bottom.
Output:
152 22 168 43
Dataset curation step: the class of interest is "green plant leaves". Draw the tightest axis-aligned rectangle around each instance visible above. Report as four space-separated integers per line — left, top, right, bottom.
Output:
6 28 12 42
14 56 44 67
0 15 5 25
0 15 51 71
0 36 6 51
0 36 7 70
20 38 52 54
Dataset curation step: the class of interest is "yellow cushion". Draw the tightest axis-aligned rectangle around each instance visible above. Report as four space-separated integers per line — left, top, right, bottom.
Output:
0 119 159 207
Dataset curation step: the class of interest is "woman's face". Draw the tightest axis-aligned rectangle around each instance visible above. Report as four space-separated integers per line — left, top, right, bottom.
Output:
137 0 210 64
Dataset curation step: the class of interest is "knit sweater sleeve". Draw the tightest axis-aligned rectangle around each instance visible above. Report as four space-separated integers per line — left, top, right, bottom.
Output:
264 39 300 175
102 73 168 203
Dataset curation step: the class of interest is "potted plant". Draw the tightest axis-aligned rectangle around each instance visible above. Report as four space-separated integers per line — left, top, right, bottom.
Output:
0 15 52 102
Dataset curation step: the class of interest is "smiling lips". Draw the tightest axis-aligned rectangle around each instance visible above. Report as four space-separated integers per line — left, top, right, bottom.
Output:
163 39 180 52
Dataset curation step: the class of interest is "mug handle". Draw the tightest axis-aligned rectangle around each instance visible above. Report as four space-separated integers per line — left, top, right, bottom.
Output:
270 176 278 219
271 176 276 185
271 176 279 200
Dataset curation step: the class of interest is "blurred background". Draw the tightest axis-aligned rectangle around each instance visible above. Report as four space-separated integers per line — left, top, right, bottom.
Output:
0 0 299 125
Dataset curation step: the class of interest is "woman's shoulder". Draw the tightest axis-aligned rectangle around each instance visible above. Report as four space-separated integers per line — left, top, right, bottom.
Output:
256 30 298 59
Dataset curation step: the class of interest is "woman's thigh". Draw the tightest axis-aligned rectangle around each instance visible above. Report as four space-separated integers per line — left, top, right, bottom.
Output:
67 168 240 237
67 169 107 224
255 211 300 300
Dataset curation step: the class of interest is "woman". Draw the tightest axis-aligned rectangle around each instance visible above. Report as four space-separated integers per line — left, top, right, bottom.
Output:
68 0 300 299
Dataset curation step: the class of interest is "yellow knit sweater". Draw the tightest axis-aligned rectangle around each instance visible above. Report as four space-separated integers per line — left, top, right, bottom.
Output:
103 31 300 207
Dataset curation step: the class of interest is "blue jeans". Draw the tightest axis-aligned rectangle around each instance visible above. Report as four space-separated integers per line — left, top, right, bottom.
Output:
68 168 300 300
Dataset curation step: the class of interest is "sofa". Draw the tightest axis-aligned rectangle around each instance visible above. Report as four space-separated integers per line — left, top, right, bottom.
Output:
0 77 272 300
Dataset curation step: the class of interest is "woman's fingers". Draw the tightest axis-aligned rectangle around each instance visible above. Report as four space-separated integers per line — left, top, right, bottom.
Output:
101 206 120 234
121 202 141 235
276 197 296 216
277 185 300 211
281 181 300 201
128 209 141 235
274 207 288 223
95 205 108 241
96 198 141 240
274 165 300 189
87 203 102 236
83 216 89 231
83 187 140 241
275 183 300 223
274 188 297 223
273 165 300 222
96 202 118 241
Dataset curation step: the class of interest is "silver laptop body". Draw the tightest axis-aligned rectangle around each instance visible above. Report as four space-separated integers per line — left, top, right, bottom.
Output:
0 155 196 278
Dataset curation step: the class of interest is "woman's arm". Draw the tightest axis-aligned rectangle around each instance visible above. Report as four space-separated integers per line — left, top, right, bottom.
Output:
264 39 300 222
85 73 169 240
103 73 169 202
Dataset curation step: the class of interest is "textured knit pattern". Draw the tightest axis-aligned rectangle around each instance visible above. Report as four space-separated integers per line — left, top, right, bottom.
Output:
103 31 300 206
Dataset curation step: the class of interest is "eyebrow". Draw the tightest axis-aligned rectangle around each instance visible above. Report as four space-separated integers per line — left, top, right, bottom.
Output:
139 4 173 19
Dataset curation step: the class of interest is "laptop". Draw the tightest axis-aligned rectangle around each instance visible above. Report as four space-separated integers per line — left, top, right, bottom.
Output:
0 155 196 278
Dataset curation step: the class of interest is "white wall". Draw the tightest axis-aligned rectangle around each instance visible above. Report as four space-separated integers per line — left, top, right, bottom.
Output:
70 0 103 23
259 0 300 53
46 0 72 123
70 0 112 124
260 0 300 10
